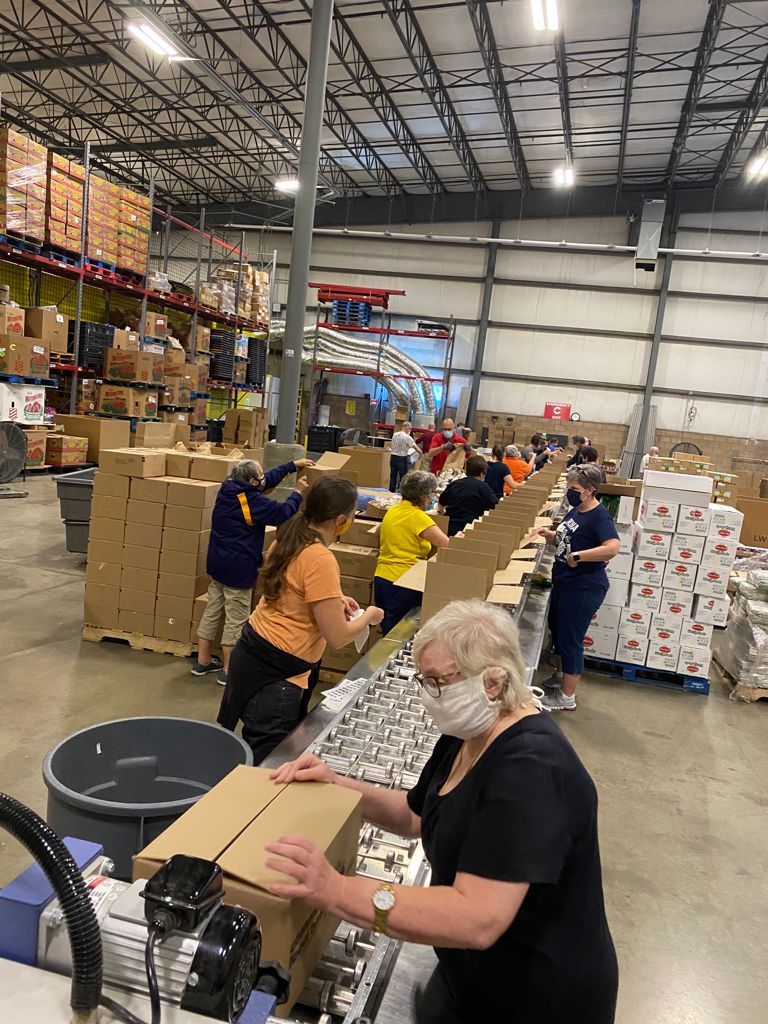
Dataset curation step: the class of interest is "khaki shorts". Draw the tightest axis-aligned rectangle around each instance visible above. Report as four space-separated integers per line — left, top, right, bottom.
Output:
196 580 251 648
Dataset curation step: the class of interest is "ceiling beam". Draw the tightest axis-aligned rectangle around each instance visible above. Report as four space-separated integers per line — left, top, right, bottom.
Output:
381 0 487 194
617 0 642 192
714 51 768 184
554 33 574 166
0 53 109 72
464 0 530 194
665 0 728 186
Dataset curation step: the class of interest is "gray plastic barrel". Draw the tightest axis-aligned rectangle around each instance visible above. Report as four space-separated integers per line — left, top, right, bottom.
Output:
43 717 253 879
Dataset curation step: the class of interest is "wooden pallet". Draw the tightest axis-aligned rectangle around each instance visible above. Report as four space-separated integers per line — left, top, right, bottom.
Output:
82 625 195 658
713 656 768 703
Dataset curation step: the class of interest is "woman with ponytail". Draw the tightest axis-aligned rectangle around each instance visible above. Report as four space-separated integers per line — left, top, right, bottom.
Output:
217 475 384 762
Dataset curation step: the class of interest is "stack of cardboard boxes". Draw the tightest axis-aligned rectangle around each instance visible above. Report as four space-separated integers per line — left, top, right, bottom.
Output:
117 186 151 275
586 470 743 685
45 154 85 253
0 127 46 242
0 321 49 424
86 174 119 266
222 407 269 449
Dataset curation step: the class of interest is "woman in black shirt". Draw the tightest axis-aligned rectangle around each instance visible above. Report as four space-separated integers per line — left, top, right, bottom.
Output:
265 599 618 1024
483 444 516 498
438 454 498 535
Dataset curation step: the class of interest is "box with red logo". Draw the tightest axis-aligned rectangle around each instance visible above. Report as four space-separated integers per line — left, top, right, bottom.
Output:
649 615 682 644
632 525 671 560
679 618 713 649
590 604 621 631
583 627 618 660
631 558 664 588
616 635 648 665
677 646 712 679
699 534 739 570
662 560 696 592
708 504 743 538
676 504 711 537
669 533 705 564
692 593 730 627
638 498 679 533
660 589 693 619
694 565 728 599
628 583 661 613
603 577 630 608
645 640 680 673
618 607 651 638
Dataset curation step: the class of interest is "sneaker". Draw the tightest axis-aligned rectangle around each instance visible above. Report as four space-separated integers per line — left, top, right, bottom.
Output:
190 657 223 677
217 669 228 687
541 690 577 712
540 672 563 693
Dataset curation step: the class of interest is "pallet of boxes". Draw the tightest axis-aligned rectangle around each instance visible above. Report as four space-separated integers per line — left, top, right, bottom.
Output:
585 470 740 694
94 318 167 421
82 446 246 654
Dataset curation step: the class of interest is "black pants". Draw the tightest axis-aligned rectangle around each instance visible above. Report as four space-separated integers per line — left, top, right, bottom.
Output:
415 966 462 1024
548 584 607 675
389 454 409 491
374 576 422 635
241 678 303 765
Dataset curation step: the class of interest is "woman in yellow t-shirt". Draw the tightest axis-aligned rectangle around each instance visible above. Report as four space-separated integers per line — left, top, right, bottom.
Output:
374 470 450 634
218 476 384 762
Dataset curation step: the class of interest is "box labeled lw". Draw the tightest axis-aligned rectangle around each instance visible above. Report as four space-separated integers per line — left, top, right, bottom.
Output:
695 565 728 599
646 640 680 673
628 583 662 613
133 767 362 1014
692 593 730 627
662 561 696 593
582 627 617 660
616 635 648 665
631 558 664 588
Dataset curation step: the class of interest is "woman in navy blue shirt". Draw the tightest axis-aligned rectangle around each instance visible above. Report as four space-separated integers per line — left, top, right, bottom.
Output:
534 464 620 711
483 445 516 498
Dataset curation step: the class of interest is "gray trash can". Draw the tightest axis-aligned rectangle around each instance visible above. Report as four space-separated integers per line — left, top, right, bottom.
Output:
43 717 253 878
53 467 97 553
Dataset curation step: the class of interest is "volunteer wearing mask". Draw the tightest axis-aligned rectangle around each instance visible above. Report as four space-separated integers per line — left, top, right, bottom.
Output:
426 419 467 475
484 445 517 499
533 464 621 711
266 600 618 1024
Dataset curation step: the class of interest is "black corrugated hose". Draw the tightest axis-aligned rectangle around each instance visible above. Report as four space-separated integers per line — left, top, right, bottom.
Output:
0 793 103 1015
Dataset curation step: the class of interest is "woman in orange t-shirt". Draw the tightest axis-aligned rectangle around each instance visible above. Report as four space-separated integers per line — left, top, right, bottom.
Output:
218 476 384 763
503 444 536 493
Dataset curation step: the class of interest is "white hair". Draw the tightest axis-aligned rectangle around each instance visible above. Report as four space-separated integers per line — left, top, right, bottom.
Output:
413 599 533 712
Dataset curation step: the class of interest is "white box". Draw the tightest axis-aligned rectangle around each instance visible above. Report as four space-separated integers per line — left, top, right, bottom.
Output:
605 551 634 582
692 593 730 627
616 496 635 525
643 470 712 505
603 578 630 607
590 604 621 631
633 525 671 560
0 382 46 424
646 640 681 673
662 560 697 593
628 583 662 613
649 615 682 643
638 498 679 533
708 504 743 537
669 533 705 565
699 534 739 570
632 557 665 588
677 504 711 537
583 627 618 660
618 607 652 638
677 646 712 679
616 635 649 665
660 589 694 618
695 565 728 599
680 617 714 649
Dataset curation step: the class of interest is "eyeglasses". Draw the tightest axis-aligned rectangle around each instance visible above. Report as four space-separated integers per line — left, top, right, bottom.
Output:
413 669 461 698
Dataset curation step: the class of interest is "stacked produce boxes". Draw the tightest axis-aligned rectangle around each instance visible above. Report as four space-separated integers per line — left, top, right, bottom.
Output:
117 186 151 275
0 127 47 242
45 154 85 252
86 173 119 265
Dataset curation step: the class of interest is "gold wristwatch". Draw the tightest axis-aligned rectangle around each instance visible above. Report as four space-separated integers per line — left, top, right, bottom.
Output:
372 882 396 934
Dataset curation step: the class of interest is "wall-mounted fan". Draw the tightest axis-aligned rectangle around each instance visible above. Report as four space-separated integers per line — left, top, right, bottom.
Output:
0 421 29 498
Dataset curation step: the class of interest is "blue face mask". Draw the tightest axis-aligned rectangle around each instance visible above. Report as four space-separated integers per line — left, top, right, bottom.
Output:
567 488 583 507
443 429 455 439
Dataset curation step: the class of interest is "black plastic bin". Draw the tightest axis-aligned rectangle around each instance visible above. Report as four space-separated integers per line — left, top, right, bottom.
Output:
43 717 253 878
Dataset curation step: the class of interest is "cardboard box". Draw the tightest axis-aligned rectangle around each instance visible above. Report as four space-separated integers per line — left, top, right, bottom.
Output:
159 548 207 576
735 496 768 547
120 567 159 594
338 518 381 549
23 429 48 468
638 498 679 533
699 535 739 570
100 448 167 479
628 583 662 613
582 627 618 660
669 533 705 564
118 609 156 635
330 543 378 580
708 504 744 536
338 446 390 488
659 589 694 619
694 565 728 599
53 415 130 463
618 607 651 638
164 504 214 532
154 614 193 643
589 604 621 631
692 594 730 627
633 526 671 560
339 575 373 607
662 560 697 593
118 588 157 614
165 479 220 509
156 594 197 620
104 349 163 385
24 308 68 353
86 560 122 587
0 335 49 377
631 558 665 588
129 477 169 504
45 434 88 467
616 635 648 665
89 518 125 544
676 504 711 537
89 494 128 522
83 584 120 628
605 551 634 582
425 561 489 601
122 544 161 572
603 577 630 607
677 646 712 679
0 307 25 336
649 615 682 644
127 498 165 527
157 572 209 600
133 767 362 1013
87 539 124 568
419 591 456 622
122 522 161 549
92 472 130 499
113 328 140 351
190 454 239 483
161 527 210 555
645 640 680 673
147 313 168 340
643 470 712 505
679 617 713 649
164 451 195 478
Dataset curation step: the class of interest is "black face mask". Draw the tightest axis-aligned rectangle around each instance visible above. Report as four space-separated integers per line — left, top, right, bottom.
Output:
566 488 583 507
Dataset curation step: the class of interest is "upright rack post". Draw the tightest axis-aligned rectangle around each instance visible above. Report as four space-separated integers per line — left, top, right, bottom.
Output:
69 141 89 414
189 206 205 360
138 178 156 339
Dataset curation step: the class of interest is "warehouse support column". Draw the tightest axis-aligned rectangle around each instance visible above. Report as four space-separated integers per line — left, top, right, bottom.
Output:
275 0 334 443
466 220 501 429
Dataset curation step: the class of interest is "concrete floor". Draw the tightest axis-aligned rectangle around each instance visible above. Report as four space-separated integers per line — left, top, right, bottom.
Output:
1 477 767 1024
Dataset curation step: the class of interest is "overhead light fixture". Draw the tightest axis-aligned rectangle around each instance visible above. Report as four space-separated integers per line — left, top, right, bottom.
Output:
275 178 300 193
553 166 574 187
127 20 179 58
531 0 559 31
747 152 768 179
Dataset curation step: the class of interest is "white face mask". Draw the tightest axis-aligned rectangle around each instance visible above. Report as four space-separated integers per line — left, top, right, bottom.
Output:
419 673 500 739
443 429 455 439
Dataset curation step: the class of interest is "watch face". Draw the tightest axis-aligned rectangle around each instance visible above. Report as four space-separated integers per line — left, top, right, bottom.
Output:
373 888 396 912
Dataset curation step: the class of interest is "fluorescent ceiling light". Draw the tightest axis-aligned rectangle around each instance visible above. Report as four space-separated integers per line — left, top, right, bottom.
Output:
531 0 559 31
127 21 179 58
553 166 574 187
747 152 768 178
275 178 300 193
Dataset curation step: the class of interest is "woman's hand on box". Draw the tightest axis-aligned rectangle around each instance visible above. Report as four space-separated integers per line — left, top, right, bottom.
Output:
265 835 343 911
270 752 338 786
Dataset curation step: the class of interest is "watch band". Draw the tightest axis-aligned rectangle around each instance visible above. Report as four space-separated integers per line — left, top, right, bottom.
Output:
372 883 395 934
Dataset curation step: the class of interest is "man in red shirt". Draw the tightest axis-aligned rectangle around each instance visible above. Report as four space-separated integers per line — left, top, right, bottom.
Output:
427 418 467 474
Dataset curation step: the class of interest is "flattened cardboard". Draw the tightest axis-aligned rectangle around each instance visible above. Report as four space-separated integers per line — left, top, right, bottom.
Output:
486 584 524 607
509 548 538 561
493 564 528 586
